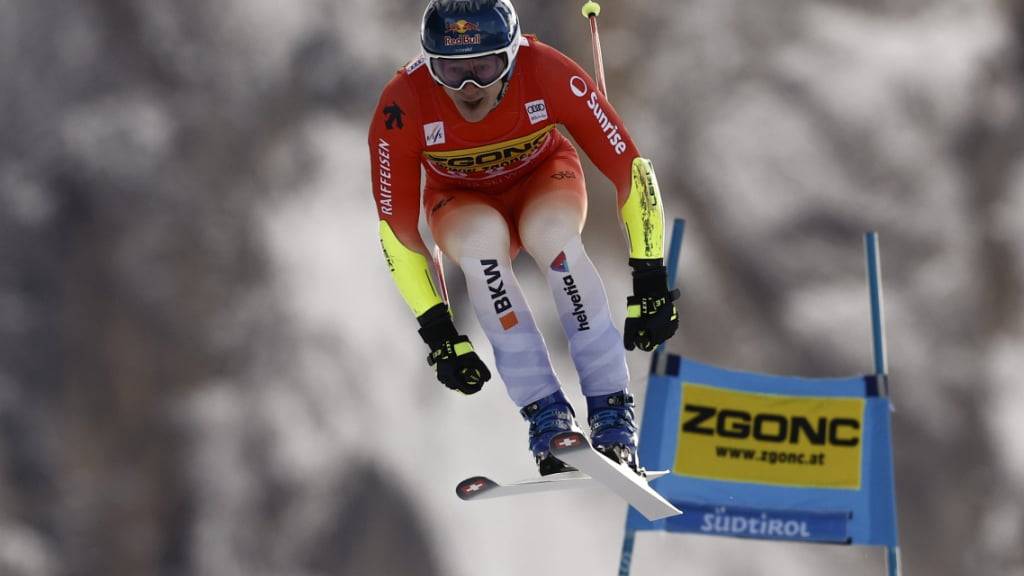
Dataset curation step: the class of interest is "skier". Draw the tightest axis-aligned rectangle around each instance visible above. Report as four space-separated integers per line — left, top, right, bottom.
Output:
368 0 679 475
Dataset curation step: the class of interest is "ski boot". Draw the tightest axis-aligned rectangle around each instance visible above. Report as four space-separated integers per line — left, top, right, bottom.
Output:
586 390 642 474
520 390 580 476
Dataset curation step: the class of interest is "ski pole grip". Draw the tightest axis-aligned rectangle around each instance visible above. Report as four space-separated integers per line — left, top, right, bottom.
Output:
582 1 601 18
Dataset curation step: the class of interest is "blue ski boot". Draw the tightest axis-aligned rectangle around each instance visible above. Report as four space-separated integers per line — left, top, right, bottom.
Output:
520 390 580 476
586 390 641 473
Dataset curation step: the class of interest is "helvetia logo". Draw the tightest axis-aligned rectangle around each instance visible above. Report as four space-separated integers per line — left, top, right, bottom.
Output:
561 274 590 332
550 252 568 273
550 252 589 331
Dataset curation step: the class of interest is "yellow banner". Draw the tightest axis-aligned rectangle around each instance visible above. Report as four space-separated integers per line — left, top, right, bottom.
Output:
674 383 865 489
423 125 554 174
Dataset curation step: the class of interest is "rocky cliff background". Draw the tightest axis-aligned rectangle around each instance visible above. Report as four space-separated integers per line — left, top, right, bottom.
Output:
2 1 1022 575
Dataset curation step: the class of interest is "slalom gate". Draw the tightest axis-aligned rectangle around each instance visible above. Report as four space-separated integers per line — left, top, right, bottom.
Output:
618 219 901 576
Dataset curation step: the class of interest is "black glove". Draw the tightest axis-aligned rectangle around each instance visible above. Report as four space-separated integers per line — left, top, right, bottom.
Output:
623 259 680 352
417 304 491 395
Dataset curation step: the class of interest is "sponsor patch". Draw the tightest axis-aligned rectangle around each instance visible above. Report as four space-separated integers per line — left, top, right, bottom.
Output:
445 35 481 47
525 99 548 125
431 195 454 215
561 274 590 332
569 75 588 98
550 252 569 273
382 102 404 130
499 311 519 330
423 125 553 177
424 121 446 146
375 138 393 216
569 75 627 154
481 259 518 330
444 20 482 47
586 91 627 155
405 55 426 74
446 19 480 34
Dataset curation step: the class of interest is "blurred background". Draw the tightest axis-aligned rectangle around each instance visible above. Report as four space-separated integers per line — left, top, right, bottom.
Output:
2 0 1023 575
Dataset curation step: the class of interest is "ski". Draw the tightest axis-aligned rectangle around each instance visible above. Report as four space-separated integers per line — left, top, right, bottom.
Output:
456 469 670 501
549 431 682 521
457 470 590 501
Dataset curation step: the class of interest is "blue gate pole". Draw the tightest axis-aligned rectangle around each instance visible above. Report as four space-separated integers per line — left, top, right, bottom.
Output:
657 219 686 370
865 232 888 379
617 530 636 576
865 232 902 576
886 547 902 576
664 218 687 311
618 218 686 576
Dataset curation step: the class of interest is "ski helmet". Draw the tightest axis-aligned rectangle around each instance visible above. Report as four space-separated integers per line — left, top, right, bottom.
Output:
420 0 522 91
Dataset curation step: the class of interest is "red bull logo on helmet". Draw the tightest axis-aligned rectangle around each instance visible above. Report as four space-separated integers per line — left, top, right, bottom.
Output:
445 19 482 46
446 19 481 34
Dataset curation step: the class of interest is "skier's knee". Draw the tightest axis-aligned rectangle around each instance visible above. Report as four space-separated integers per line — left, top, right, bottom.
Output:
520 204 584 267
434 203 510 261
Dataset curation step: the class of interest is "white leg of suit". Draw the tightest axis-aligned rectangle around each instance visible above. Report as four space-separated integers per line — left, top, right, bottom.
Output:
519 192 630 398
434 202 561 408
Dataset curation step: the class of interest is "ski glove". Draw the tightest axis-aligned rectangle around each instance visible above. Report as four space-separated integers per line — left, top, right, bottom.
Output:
623 259 680 352
417 304 491 395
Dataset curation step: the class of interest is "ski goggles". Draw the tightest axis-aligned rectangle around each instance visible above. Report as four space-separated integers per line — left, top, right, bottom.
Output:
428 53 511 90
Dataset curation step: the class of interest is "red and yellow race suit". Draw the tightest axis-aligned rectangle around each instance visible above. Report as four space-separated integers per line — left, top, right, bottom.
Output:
368 35 665 318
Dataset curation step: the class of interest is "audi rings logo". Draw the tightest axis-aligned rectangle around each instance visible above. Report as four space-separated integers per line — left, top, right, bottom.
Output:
569 75 588 97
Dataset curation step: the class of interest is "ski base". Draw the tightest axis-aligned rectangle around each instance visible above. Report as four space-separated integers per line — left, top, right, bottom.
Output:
457 470 593 501
549 431 682 521
456 468 671 502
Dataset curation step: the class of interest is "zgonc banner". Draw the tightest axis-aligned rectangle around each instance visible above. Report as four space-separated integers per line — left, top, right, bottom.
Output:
675 383 865 489
628 355 899 549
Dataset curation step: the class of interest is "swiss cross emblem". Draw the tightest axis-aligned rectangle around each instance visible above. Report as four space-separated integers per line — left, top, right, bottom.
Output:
556 435 580 448
462 481 486 493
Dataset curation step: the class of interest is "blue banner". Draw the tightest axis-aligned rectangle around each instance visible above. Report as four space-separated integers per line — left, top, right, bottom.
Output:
628 354 899 548
666 503 850 544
